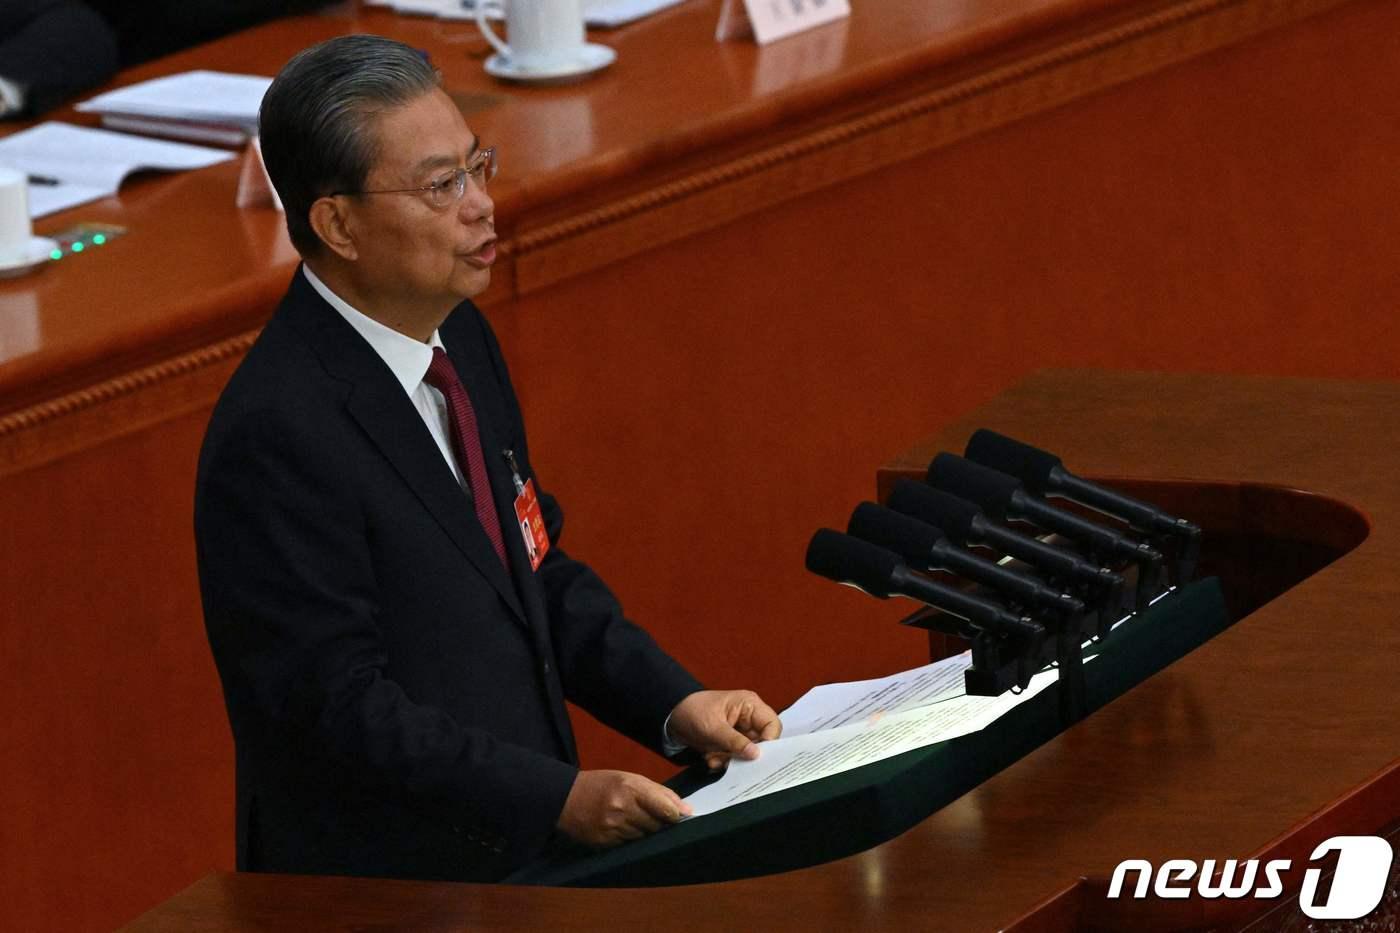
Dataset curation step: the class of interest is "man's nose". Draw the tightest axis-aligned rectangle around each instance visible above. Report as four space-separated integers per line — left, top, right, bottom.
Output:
461 175 494 224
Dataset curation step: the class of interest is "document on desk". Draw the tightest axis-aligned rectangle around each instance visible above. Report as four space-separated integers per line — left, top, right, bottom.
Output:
683 661 1060 817
780 653 974 737
76 71 270 130
582 0 688 27
0 122 235 218
385 0 686 26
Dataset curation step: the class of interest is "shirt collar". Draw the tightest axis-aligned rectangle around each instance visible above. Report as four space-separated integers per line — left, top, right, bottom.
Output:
302 264 445 397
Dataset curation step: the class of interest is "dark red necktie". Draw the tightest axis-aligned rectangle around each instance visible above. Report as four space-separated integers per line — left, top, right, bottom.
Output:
423 347 509 569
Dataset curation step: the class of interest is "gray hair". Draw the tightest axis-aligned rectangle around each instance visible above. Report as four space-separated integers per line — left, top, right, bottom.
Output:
259 35 441 257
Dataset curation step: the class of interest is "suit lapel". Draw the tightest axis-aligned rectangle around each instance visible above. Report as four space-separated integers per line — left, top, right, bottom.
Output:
449 335 558 641
347 387 527 625
284 270 527 625
449 328 580 763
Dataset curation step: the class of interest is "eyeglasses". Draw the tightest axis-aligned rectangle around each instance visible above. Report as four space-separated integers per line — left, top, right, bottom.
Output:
339 146 497 209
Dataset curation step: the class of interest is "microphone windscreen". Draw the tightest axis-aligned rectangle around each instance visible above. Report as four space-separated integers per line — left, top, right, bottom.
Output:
804 529 899 598
847 502 943 565
888 479 981 542
965 429 1062 494
927 453 1020 513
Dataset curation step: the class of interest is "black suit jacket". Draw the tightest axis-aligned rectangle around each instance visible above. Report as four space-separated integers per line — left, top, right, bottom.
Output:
195 269 701 881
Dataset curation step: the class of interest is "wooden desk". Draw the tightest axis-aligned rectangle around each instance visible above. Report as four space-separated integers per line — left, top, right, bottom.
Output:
2 0 1398 927
122 369 1400 930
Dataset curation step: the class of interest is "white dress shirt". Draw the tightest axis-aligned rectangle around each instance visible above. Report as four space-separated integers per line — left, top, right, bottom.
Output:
302 264 465 488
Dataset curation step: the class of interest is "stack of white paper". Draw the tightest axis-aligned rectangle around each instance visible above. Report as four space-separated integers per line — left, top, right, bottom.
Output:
683 653 1062 817
0 123 235 218
372 0 687 27
76 71 272 145
583 0 688 28
779 654 974 737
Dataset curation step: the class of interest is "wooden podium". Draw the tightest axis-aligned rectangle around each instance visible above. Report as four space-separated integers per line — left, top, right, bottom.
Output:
124 370 1400 931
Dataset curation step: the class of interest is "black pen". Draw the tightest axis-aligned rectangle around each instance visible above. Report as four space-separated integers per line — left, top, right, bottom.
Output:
27 174 60 186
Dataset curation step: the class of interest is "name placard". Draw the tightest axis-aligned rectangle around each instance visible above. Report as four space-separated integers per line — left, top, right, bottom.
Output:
716 0 852 46
236 137 283 212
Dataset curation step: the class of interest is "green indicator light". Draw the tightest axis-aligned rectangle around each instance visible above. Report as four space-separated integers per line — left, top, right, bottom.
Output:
50 250 63 261
71 241 84 252
92 234 106 245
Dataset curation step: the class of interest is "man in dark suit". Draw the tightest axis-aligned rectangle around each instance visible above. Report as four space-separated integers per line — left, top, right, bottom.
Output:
195 34 781 882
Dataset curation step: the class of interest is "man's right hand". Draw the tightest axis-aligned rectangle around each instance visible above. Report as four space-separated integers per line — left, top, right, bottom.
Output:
557 769 693 848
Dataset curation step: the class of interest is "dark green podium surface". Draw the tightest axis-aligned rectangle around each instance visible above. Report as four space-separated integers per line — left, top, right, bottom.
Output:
513 577 1229 887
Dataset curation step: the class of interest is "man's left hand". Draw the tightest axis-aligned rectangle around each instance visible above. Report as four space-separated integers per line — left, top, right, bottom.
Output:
667 690 782 771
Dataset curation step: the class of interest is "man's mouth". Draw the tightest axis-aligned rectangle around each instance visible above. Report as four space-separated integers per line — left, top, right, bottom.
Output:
461 238 497 268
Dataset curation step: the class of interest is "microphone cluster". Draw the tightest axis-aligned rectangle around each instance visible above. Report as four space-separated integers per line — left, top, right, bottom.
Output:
804 430 1203 717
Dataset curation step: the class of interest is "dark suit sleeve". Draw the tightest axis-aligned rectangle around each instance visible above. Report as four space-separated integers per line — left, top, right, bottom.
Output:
0 0 117 117
195 407 576 863
472 314 704 753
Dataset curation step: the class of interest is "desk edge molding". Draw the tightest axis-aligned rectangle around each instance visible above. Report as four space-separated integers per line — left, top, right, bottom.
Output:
0 329 258 478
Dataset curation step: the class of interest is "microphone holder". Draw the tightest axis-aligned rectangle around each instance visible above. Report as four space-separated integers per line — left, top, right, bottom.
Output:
1053 627 1088 725
1115 522 1196 609
900 609 1044 697
1054 500 1200 596
1163 524 1202 587
1132 553 1166 613
978 539 1124 638
1076 510 1198 594
1021 522 1165 616
1059 568 1125 639
903 594 1097 724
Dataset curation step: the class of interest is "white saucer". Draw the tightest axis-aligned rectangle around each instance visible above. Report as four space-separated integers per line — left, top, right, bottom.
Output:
483 43 616 85
0 236 58 279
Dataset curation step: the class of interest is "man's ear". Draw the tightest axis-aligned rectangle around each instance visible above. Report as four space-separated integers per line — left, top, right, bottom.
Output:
309 196 358 261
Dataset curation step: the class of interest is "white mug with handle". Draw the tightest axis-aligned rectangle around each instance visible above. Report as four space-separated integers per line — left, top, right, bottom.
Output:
476 0 588 74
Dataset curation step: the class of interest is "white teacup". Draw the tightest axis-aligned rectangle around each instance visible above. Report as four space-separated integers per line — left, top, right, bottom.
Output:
0 166 32 266
477 0 588 73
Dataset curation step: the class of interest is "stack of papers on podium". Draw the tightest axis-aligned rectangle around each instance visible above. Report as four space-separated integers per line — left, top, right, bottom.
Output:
682 652 1063 817
76 71 272 147
0 122 235 218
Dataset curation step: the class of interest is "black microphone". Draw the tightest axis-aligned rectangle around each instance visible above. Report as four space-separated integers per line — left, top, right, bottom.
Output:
887 479 1124 589
965 429 1202 539
804 529 1045 643
927 454 1163 565
846 502 1084 615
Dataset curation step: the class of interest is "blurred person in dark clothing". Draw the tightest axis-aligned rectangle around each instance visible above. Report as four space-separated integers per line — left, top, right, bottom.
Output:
0 0 117 117
0 0 332 118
